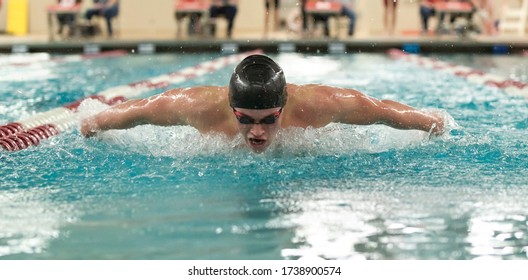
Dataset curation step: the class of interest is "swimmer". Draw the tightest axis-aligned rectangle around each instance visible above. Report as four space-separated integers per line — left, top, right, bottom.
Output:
80 54 445 153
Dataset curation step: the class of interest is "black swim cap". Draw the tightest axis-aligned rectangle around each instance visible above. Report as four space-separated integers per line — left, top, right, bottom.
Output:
229 54 287 109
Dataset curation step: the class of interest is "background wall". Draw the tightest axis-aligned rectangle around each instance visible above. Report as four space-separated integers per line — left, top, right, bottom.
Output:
0 0 503 38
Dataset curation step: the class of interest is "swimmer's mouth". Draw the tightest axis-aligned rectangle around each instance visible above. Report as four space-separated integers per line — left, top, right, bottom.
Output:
249 138 266 146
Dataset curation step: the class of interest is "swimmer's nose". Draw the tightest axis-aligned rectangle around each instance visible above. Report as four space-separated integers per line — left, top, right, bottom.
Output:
249 124 265 136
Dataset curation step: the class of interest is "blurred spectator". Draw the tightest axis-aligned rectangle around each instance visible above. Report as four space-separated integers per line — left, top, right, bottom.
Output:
472 0 496 35
85 0 119 37
264 0 281 37
174 0 208 37
56 0 82 37
419 0 446 35
301 0 308 34
209 0 238 38
307 0 331 37
306 1 356 37
339 0 357 36
383 0 398 35
440 0 477 35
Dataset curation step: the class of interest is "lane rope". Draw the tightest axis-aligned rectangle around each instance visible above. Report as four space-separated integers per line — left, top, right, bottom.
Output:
388 48 528 98
0 49 263 151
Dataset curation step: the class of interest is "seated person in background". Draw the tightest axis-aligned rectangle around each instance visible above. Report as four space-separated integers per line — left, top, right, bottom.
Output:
338 0 357 36
306 0 356 38
382 0 398 35
264 0 281 37
303 0 333 38
85 0 119 37
209 0 238 38
174 0 208 37
312 13 331 37
301 0 309 35
56 0 82 37
471 0 496 35
419 0 446 35
437 0 477 34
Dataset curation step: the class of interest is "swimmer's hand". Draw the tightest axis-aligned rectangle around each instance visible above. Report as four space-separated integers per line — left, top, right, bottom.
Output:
429 114 445 136
80 118 99 138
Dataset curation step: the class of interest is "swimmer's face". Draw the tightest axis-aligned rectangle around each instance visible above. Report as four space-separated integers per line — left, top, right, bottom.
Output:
232 107 283 153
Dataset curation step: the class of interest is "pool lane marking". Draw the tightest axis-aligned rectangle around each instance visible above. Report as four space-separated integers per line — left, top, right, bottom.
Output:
0 49 264 152
388 49 528 98
0 50 128 67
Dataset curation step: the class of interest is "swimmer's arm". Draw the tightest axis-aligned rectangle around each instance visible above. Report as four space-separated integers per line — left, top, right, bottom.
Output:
334 89 445 135
80 90 191 137
375 99 444 135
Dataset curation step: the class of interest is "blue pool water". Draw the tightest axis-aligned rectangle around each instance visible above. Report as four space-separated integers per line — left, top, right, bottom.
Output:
1 52 527 260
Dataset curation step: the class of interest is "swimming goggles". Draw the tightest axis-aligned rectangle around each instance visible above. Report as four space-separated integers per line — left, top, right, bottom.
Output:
232 108 282 125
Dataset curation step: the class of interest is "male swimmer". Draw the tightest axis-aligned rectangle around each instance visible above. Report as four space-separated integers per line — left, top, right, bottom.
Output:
81 54 445 153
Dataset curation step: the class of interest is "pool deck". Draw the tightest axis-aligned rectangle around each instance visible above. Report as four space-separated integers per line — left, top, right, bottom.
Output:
1 30 528 54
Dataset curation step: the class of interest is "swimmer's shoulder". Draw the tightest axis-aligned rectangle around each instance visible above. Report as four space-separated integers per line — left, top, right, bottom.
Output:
287 83 357 104
283 84 336 128
289 83 367 99
285 83 334 112
164 85 228 98
161 86 229 105
153 86 230 116
287 83 360 96
286 83 323 101
286 83 368 117
287 83 325 93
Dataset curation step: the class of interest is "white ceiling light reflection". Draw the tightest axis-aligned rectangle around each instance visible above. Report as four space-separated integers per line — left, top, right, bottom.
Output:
0 188 77 257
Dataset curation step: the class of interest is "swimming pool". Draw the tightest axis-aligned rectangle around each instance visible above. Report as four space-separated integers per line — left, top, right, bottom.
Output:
1 51 527 260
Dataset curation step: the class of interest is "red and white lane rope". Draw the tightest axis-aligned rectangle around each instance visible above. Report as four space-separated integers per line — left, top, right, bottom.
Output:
0 49 263 152
0 50 128 67
388 49 528 98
